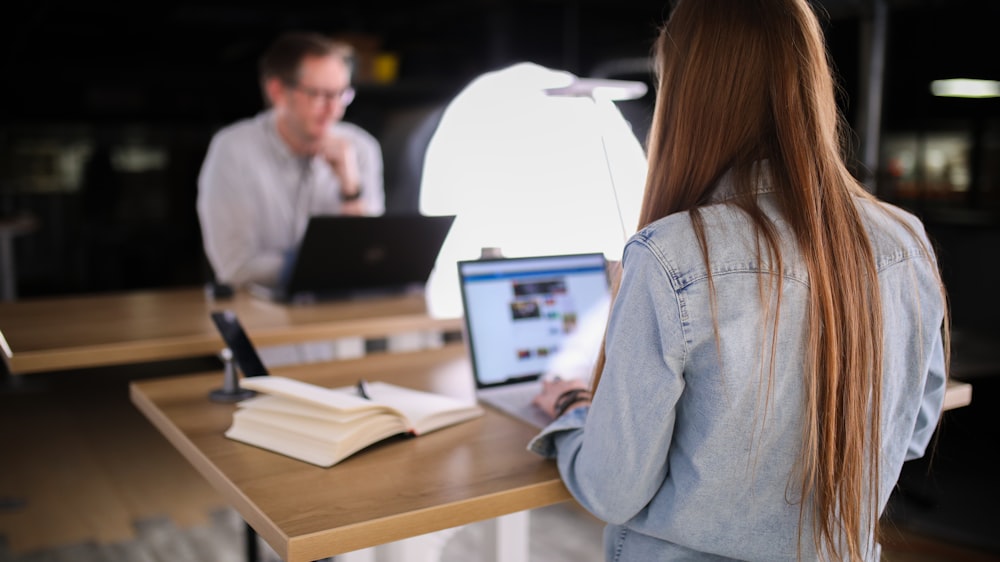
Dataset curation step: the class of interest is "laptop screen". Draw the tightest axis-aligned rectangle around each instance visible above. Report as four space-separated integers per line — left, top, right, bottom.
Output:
278 215 455 302
458 253 610 388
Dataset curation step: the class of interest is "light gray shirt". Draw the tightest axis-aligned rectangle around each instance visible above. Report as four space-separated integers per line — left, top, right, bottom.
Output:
197 110 384 286
530 177 947 561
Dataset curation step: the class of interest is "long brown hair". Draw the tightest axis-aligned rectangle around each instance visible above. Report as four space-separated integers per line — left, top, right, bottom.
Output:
591 0 943 559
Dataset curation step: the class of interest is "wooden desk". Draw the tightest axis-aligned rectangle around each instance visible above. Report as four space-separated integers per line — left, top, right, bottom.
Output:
0 286 463 375
130 343 973 561
129 346 570 562
944 379 973 411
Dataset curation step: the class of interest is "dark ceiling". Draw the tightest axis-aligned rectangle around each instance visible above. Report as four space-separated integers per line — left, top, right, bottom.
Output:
0 0 997 127
0 0 996 299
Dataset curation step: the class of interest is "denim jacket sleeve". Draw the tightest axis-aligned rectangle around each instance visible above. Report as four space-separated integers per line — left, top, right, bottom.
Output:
900 225 948 461
527 405 589 458
528 239 687 525
905 324 946 460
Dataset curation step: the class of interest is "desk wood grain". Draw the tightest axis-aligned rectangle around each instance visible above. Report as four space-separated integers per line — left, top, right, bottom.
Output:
0 287 463 374
128 344 972 561
129 346 570 562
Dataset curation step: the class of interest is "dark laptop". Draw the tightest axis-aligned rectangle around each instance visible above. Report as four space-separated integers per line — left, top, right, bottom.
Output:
457 252 611 427
250 215 455 303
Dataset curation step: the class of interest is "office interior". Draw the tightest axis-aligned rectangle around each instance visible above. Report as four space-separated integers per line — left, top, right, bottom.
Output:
0 0 997 560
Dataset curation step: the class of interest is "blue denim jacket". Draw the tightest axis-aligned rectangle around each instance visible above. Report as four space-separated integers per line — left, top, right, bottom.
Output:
529 183 947 561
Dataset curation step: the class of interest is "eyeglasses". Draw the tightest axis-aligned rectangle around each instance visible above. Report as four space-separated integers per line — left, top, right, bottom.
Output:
286 82 356 106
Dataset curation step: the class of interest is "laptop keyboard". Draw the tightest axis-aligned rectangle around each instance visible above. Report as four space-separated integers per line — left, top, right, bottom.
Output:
477 381 551 429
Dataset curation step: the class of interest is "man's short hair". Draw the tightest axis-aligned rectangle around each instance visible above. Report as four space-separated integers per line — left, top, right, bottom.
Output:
258 31 354 103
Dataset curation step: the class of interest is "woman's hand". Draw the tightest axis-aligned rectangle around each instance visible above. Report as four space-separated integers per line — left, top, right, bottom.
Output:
533 377 591 419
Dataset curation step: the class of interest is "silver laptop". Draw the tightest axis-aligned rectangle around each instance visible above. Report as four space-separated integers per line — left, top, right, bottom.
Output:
457 253 611 428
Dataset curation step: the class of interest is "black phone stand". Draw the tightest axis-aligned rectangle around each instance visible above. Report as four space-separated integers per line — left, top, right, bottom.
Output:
205 281 234 300
209 347 256 403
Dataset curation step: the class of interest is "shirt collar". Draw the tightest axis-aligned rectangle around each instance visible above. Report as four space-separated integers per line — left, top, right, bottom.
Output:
708 160 775 203
262 109 313 166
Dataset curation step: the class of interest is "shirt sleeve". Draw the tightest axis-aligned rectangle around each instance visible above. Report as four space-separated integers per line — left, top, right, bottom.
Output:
197 131 284 286
528 240 687 525
903 225 949 461
905 322 947 461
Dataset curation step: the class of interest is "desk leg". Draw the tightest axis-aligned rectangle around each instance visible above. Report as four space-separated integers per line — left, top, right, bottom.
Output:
0 231 14 302
339 547 376 562
376 532 447 562
485 512 530 562
245 522 260 562
339 528 457 562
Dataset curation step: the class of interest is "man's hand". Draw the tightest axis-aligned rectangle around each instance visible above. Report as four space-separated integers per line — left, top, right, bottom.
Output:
321 134 362 209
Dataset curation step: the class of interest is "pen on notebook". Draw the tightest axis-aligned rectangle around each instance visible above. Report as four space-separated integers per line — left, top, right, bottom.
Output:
356 378 372 400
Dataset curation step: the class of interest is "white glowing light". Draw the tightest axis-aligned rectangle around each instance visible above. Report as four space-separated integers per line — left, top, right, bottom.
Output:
930 79 1000 98
419 62 649 318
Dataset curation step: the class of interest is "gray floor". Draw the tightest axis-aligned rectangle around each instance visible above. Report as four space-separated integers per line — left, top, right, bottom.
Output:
0 503 604 562
5 494 1000 562
0 508 245 562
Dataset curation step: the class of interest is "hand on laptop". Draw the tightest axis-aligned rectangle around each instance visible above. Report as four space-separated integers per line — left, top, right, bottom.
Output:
533 377 591 419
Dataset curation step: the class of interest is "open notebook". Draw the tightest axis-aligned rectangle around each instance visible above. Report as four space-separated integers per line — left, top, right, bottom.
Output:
457 253 611 428
210 309 482 467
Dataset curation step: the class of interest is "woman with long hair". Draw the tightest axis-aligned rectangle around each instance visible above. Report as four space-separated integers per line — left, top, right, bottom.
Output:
530 0 949 560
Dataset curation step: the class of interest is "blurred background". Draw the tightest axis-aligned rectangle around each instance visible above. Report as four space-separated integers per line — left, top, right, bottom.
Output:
0 0 997 338
0 1 997 313
0 1 997 558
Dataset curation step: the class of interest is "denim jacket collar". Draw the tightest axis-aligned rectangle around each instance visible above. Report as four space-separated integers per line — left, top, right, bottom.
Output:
708 160 775 204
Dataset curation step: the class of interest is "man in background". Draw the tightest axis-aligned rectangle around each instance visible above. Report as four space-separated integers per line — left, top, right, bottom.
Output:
198 31 384 288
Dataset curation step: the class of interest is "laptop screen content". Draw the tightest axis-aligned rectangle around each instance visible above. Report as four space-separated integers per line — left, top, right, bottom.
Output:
458 253 610 388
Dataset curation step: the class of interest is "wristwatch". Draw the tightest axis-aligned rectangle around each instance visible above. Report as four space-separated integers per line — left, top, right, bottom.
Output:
340 186 363 202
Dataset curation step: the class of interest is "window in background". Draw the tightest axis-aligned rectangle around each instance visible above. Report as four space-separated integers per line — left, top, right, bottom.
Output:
880 132 972 203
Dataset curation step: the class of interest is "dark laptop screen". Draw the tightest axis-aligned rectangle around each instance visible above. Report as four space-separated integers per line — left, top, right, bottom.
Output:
283 214 455 301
